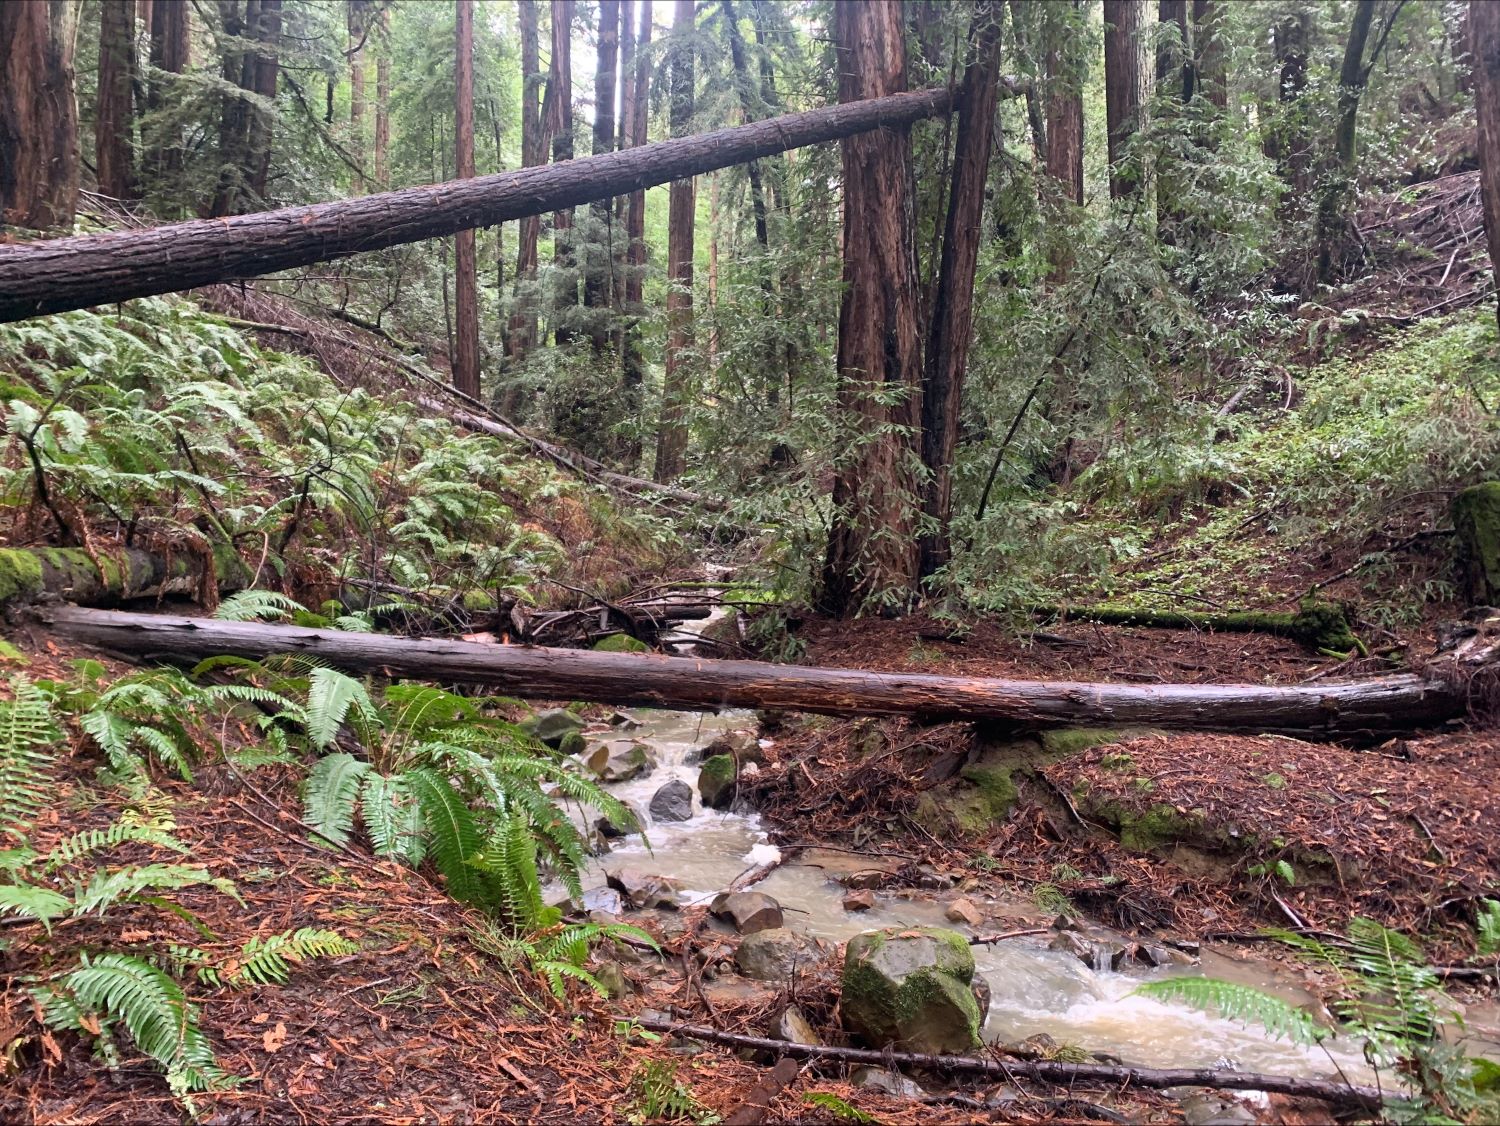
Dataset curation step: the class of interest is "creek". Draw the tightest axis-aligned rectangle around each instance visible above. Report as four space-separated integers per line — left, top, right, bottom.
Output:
570 705 1381 1086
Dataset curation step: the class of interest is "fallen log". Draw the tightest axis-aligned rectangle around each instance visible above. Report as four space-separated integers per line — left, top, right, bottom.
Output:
0 89 952 323
0 544 249 607
631 1018 1385 1110
38 607 1474 738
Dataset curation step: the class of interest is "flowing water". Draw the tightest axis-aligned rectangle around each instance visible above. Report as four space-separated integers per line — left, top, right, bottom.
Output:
572 705 1380 1084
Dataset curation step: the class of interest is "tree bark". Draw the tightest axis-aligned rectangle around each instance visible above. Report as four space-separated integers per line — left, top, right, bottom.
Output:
39 606 1471 739
0 89 955 323
1043 1 1084 210
505 0 546 380
1191 0 1226 109
584 0 620 354
245 0 281 202
145 0 189 191
1316 0 1379 283
96 0 141 201
1475 0 1500 336
653 0 696 484
0 0 80 231
1156 0 1192 99
348 0 369 194
1103 0 1146 202
1268 9 1311 207
620 0 652 433
453 0 480 400
374 6 390 190
0 545 249 608
547 0 578 345
919 2 1003 580
820 0 924 618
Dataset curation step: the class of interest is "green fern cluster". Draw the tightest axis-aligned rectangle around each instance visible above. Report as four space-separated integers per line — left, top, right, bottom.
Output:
168 928 358 987
1477 900 1500 957
625 1060 721 1125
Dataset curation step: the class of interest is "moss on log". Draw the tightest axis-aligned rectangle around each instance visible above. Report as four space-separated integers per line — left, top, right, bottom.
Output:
1452 482 1500 604
1038 599 1358 652
0 544 249 606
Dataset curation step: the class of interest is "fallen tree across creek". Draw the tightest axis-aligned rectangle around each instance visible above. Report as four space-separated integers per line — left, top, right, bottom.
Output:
629 1017 1387 1111
39 606 1482 738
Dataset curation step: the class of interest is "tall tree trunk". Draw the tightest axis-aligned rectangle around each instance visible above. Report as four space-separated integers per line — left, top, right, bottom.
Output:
1103 0 1146 202
210 0 261 217
721 0 770 254
547 0 577 346
145 0 188 193
374 6 390 190
1156 0 1192 99
453 0 481 400
1473 0 1500 335
96 0 140 200
246 0 281 202
1007 0 1048 163
0 0 80 231
919 1 1003 581
1191 0 1226 108
1268 9 1311 207
505 0 545 387
584 0 619 354
653 0 695 484
620 0 652 447
819 0 923 617
1315 0 1377 283
348 0 368 193
1043 1 1084 209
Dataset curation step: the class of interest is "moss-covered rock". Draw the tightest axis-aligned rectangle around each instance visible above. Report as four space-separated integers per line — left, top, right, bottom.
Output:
697 753 736 809
1453 482 1500 605
841 927 981 1054
0 549 44 603
592 633 651 653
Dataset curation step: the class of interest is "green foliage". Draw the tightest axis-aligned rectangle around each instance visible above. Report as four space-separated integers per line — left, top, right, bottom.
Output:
803 1093 875 1123
0 676 61 842
625 1059 721 1125
1478 900 1500 957
175 928 359 988
1135 977 1328 1045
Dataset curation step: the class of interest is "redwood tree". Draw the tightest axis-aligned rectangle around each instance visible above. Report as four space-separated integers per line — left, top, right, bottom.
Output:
0 0 80 231
1103 0 1146 201
1044 0 1084 211
96 0 141 200
1192 0 1226 108
506 0 546 376
453 0 480 399
547 0 578 344
653 0 695 484
620 0 652 421
819 0 924 616
583 0 620 353
919 1 1003 579
145 0 190 191
1474 0 1500 334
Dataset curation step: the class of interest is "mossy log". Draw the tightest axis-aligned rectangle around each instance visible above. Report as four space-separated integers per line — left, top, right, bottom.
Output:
1037 599 1358 652
0 544 249 607
39 607 1478 739
1452 482 1500 604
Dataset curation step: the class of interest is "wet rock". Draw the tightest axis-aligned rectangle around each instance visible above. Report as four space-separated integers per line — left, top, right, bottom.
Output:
840 870 888 891
581 885 624 916
709 891 783 935
944 897 983 927
734 927 825 981
910 863 955 890
697 754 737 809
842 927 981 1054
1135 942 1198 968
648 779 694 823
775 1004 821 1047
593 961 633 999
852 1067 925 1098
1047 931 1124 972
585 740 657 783
529 708 585 748
971 975 991 1025
607 711 642 729
1178 1092 1259 1126
699 730 766 767
842 888 876 912
606 867 683 910
557 730 588 757
595 801 647 839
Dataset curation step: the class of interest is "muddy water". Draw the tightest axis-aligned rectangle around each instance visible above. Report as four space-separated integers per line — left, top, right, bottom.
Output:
574 706 1377 1084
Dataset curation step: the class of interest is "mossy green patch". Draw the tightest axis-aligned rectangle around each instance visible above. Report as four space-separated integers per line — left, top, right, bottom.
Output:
0 549 44 603
593 633 650 653
1453 481 1500 604
462 590 497 612
0 638 28 665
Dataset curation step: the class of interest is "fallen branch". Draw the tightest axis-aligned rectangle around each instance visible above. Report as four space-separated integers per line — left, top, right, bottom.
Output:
723 1057 800 1124
632 1018 1384 1109
37 607 1480 738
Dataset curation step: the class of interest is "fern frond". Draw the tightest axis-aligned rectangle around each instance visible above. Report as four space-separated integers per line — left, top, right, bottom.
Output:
47 952 234 1094
1479 900 1500 957
535 959 603 1001
1134 977 1329 1045
214 590 306 623
302 753 369 847
73 863 225 917
406 766 492 910
0 676 60 841
360 771 424 864
1343 917 1441 1042
0 883 72 930
221 928 358 986
44 819 189 870
304 667 377 750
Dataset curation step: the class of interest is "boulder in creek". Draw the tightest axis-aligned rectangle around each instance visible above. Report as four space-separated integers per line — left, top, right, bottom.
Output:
585 740 657 783
648 779 694 822
697 753 737 809
709 890 784 935
734 927 826 981
595 801 647 839
528 707 585 748
944 896 983 927
581 886 624 916
698 729 766 767
842 888 876 912
841 927 982 1055
606 867 683 910
775 1004 821 1047
1048 930 1125 973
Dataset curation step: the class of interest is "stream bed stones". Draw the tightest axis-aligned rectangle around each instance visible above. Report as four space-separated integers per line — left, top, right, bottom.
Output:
734 927 826 981
585 740 657 783
697 753 737 808
648 779 694 822
841 926 982 1054
709 891 783 935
